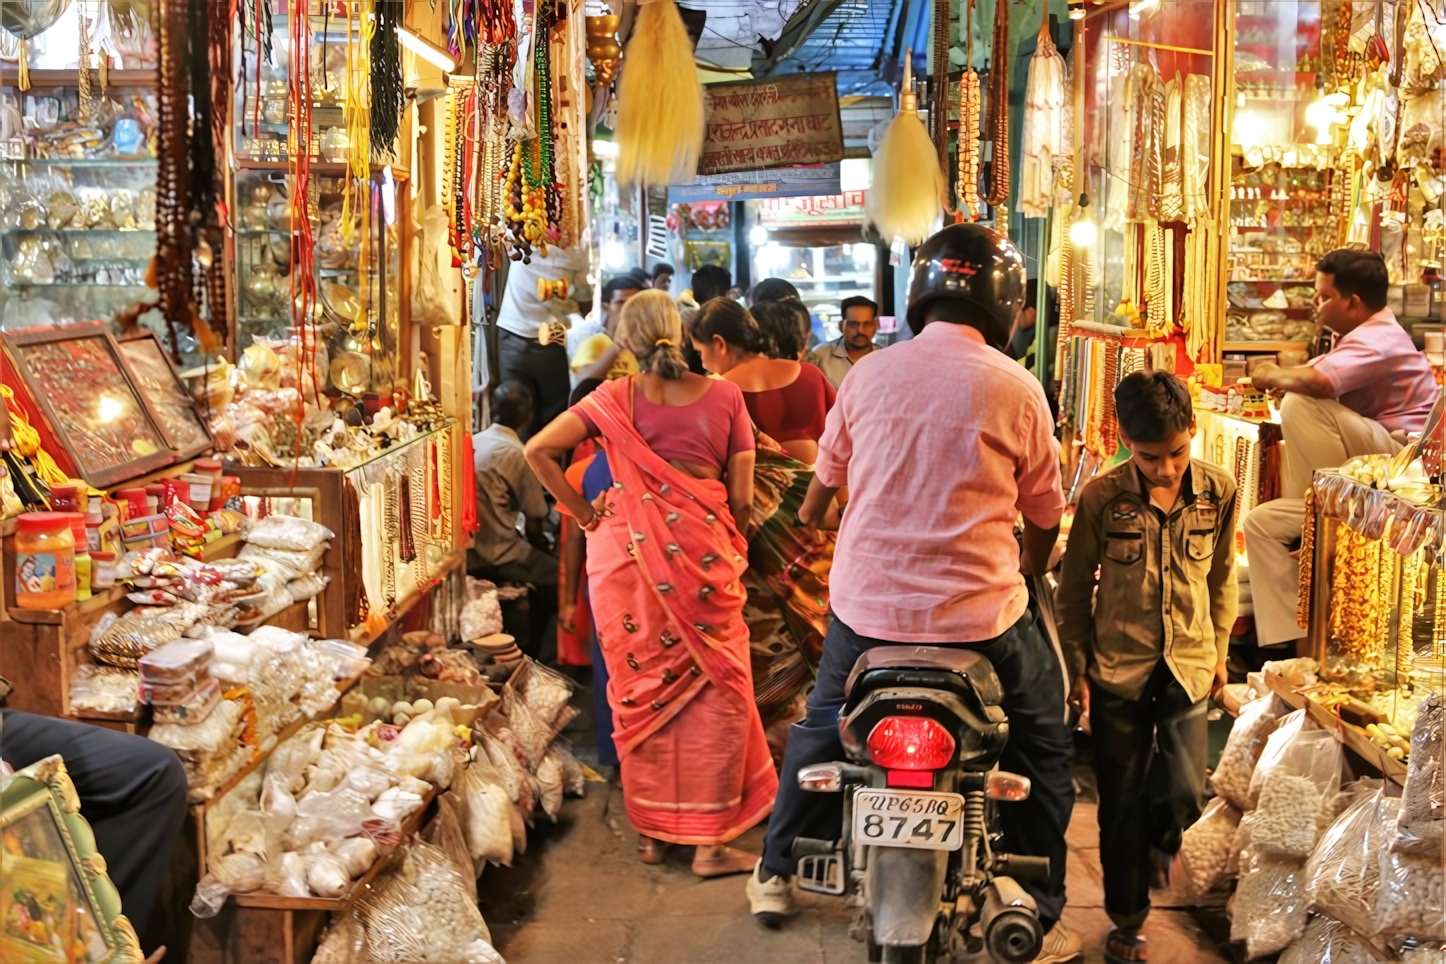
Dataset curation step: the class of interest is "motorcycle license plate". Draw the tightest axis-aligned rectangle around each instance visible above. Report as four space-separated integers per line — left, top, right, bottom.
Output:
852 789 966 852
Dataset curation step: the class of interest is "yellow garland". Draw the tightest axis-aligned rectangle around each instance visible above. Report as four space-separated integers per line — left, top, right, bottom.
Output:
0 384 68 486
341 0 372 244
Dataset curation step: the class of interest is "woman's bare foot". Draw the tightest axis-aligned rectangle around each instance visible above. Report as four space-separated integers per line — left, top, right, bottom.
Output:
639 836 669 865
1105 929 1147 963
691 844 758 878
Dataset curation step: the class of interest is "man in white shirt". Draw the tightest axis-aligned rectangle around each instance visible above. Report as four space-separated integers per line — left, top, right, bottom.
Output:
805 295 881 388
495 245 593 438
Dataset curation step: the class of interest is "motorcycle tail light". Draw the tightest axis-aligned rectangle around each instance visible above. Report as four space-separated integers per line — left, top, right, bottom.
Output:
867 716 956 770
886 769 934 789
985 770 1032 802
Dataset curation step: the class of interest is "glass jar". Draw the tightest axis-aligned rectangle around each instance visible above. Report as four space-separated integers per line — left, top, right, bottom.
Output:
15 512 77 609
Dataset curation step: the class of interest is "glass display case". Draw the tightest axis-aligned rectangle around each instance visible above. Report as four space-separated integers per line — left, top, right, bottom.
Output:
1225 0 1331 350
0 76 159 332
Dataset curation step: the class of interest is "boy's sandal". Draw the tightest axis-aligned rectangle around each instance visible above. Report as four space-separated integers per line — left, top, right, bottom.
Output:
1104 930 1147 964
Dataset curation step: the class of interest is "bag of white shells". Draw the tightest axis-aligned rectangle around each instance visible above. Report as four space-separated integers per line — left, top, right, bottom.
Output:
1211 693 1292 812
1248 710 1344 861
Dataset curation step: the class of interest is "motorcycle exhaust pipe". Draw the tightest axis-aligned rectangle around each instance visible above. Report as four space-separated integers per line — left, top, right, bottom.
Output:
980 876 1043 964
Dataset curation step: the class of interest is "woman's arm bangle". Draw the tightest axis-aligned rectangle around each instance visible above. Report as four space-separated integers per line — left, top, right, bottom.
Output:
580 510 601 532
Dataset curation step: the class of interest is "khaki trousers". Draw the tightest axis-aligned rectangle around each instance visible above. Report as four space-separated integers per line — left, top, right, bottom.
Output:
1244 394 1403 646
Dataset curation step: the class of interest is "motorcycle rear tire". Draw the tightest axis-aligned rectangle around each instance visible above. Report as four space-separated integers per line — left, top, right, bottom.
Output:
877 941 937 964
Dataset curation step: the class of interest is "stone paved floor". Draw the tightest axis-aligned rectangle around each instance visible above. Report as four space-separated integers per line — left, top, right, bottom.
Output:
476 780 1235 963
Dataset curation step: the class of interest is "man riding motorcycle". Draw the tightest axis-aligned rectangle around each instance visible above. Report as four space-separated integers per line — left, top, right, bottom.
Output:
747 223 1081 962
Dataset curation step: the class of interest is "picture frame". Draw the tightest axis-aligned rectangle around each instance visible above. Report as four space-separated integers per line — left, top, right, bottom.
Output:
0 323 175 488
116 332 214 461
0 755 145 963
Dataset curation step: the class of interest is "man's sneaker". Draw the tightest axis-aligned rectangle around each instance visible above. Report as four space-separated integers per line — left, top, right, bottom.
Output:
1034 922 1083 963
746 860 797 927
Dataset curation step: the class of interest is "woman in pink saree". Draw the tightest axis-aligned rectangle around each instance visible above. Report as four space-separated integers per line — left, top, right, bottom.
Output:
526 290 777 877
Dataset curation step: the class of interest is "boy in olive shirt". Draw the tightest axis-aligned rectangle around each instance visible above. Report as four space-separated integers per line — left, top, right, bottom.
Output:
1055 371 1237 963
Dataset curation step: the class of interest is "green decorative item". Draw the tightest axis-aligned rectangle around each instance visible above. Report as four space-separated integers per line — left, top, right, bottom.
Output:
0 755 145 963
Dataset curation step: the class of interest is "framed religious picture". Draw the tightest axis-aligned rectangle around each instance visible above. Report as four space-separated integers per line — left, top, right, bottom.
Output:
0 755 145 963
116 332 213 461
0 323 174 488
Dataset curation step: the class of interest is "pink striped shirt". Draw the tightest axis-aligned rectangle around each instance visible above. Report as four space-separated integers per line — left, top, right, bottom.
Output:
816 322 1066 643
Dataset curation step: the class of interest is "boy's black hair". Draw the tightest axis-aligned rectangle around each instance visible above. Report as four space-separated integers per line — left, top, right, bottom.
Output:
601 271 648 302
1315 249 1388 311
650 262 675 281
1114 370 1193 443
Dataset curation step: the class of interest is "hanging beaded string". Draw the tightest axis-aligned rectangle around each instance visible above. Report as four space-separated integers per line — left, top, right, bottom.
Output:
342 0 373 244
371 0 403 159
985 0 1009 225
535 10 559 238
1399 550 1421 684
957 0 981 221
1297 489 1316 629
289 0 319 409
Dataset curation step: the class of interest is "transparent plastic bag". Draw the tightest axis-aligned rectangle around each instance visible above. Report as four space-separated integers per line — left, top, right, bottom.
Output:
239 543 328 583
1228 811 1257 879
514 658 577 727
311 912 366 964
457 760 514 867
1179 797 1242 896
68 663 140 716
536 748 564 820
305 844 351 898
1235 847 1310 958
500 685 559 768
1376 823 1446 940
1257 772 1334 860
1397 694 1446 857
334 835 379 879
288 571 330 601
1213 694 1291 811
1304 789 1400 938
460 578 503 642
290 786 374 849
244 514 335 552
267 851 310 898
359 842 502 962
1279 915 1386 964
1248 711 1342 813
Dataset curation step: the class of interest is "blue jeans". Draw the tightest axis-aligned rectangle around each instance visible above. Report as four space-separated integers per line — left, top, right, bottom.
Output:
759 610 1075 929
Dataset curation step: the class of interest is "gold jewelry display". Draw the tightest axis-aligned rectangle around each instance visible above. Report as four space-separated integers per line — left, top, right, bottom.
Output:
1398 550 1421 683
1331 523 1385 667
1297 489 1315 630
1377 542 1398 661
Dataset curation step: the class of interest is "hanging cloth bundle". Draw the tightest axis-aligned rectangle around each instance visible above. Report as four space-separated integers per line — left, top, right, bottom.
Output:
864 50 944 245
614 0 705 187
1017 16 1065 218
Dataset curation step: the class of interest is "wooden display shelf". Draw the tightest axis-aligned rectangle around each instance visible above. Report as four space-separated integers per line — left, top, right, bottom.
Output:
0 68 157 88
1223 341 1310 352
234 157 410 180
349 550 466 648
230 789 438 910
1263 670 1409 786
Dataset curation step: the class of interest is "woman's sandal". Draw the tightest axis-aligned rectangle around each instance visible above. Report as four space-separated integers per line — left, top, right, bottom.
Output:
690 845 759 878
1104 929 1147 964
638 837 669 865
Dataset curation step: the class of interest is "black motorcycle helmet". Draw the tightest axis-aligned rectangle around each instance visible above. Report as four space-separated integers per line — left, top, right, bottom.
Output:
905 223 1027 349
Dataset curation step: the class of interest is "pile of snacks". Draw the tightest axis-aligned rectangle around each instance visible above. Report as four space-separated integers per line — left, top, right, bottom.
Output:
140 638 222 725
235 514 335 627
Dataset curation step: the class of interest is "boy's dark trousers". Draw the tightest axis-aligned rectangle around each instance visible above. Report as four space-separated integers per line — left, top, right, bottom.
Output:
1089 658 1208 930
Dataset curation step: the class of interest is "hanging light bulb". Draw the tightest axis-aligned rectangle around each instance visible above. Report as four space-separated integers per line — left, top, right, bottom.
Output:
749 223 768 246
1069 193 1097 247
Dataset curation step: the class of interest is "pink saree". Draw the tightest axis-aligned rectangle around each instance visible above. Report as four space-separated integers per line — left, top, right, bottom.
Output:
580 378 778 844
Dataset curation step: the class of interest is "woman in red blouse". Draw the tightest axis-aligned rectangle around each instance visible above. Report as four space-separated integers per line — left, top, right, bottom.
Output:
690 299 836 465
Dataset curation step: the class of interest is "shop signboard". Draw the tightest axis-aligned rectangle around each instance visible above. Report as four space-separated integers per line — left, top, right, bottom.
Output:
698 72 844 175
668 164 842 204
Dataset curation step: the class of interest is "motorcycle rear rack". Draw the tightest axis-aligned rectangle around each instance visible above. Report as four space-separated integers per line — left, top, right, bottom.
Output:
796 853 845 895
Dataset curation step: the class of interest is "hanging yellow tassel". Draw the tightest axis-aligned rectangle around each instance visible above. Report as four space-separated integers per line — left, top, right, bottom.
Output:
864 50 944 245
18 39 29 92
615 0 704 187
0 385 68 486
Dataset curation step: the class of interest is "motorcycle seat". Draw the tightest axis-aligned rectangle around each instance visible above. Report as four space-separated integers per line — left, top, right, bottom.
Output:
843 645 1005 708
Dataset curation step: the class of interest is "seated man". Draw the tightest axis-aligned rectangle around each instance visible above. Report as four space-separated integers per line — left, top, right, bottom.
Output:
1245 249 1437 649
471 381 557 588
2 679 188 961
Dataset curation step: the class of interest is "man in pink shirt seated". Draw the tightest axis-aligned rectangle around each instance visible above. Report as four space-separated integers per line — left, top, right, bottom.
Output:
745 224 1081 963
1246 249 1438 651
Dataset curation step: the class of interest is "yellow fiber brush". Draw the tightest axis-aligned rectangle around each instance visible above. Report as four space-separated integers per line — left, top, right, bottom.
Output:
865 50 944 245
615 0 704 187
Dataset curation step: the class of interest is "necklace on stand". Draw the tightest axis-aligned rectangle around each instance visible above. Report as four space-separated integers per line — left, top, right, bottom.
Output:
1297 489 1316 630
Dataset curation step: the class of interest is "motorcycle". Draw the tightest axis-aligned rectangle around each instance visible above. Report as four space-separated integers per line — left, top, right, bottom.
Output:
791 644 1050 963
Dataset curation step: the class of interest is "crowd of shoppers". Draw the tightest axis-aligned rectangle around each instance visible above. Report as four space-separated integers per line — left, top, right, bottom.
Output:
479 231 1296 964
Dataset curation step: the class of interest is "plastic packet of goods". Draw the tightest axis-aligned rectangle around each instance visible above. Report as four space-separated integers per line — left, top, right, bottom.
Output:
238 543 325 583
460 582 503 642
333 836 379 878
305 845 351 898
243 514 335 552
513 658 577 727
68 663 139 716
91 609 186 669
459 761 514 867
1212 693 1291 811
139 636 214 681
1278 915 1386 964
152 678 223 725
150 699 242 755
1248 711 1342 814
311 638 371 679
288 571 329 602
1255 772 1331 861
1304 789 1400 938
550 739 587 797
265 851 310 898
289 786 374 849
1179 797 1242 897
1396 694 1446 857
1376 822 1446 940
1235 848 1310 958
500 685 558 769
